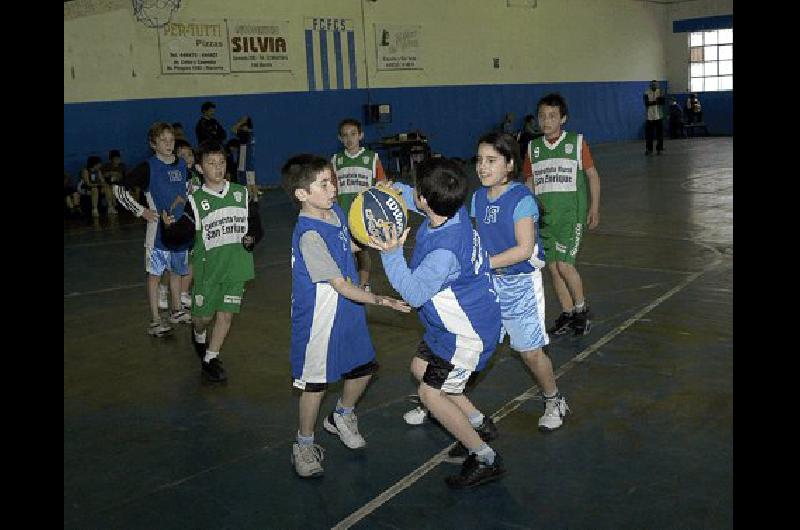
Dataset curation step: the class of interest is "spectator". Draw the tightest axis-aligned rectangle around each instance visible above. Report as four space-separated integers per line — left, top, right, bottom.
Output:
64 170 81 215
517 114 543 159
195 101 226 145
80 155 117 217
100 149 127 186
224 138 240 181
668 98 685 139
643 80 665 155
685 93 703 124
172 122 188 143
231 115 261 202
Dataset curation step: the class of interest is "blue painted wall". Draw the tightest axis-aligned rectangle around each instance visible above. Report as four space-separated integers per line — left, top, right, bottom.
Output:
670 91 733 136
64 80 730 185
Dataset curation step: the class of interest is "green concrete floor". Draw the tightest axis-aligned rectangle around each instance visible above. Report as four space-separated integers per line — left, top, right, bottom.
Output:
64 137 732 529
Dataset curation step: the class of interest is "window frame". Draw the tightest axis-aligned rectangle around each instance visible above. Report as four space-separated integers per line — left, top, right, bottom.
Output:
688 28 732 93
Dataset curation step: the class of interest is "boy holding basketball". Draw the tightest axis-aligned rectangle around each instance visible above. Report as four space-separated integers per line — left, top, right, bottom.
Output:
369 158 505 489
281 154 409 479
331 118 387 291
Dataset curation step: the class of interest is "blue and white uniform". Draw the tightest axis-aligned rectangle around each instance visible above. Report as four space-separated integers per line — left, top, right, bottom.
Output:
289 204 377 387
471 182 549 352
382 184 501 372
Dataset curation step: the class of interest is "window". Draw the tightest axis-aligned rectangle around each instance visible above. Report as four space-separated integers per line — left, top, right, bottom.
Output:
689 28 732 92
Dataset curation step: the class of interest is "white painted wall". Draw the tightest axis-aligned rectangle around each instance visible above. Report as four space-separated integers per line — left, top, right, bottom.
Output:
663 0 733 93
65 0 669 103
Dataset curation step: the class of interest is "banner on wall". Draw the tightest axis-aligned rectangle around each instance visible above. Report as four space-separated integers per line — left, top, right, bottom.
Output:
303 17 358 91
228 20 291 73
159 20 231 74
375 24 422 70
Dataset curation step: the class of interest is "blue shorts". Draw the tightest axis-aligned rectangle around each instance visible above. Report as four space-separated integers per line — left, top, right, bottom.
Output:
145 247 189 276
494 270 549 352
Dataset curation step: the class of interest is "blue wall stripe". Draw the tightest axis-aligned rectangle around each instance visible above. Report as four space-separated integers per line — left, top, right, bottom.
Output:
63 81 732 186
673 14 733 33
319 29 330 91
333 31 344 90
347 31 357 89
304 30 315 92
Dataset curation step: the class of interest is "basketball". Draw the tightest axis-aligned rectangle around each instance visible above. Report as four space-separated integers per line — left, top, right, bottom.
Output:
348 186 409 246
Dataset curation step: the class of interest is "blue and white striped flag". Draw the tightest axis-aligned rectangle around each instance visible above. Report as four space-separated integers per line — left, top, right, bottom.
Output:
304 17 358 91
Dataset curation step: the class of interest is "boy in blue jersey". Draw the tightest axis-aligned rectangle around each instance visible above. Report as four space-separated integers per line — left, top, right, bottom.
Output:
113 122 193 336
369 158 505 489
281 154 410 479
472 132 569 431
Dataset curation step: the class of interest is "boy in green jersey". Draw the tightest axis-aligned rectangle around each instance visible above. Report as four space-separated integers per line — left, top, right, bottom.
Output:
161 140 263 382
523 94 601 336
331 118 387 291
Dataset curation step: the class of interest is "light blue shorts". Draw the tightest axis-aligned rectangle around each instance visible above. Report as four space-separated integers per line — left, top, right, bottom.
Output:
145 247 189 276
494 270 549 352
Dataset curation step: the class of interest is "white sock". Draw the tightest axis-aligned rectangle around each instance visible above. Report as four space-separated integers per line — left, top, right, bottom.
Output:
468 411 485 429
574 300 586 312
297 432 314 446
473 443 496 465
194 329 207 344
203 350 219 363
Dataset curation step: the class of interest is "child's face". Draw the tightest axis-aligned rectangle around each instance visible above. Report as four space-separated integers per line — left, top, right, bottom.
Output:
299 168 336 212
151 129 175 157
200 152 226 187
177 147 195 167
476 143 512 188
111 156 121 165
537 105 567 139
338 124 363 153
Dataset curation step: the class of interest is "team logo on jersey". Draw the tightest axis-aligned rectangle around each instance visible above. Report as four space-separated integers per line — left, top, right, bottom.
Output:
565 144 574 155
233 191 243 203
534 146 540 158
484 205 500 224
194 294 204 307
362 156 370 165
337 156 343 165
200 199 211 211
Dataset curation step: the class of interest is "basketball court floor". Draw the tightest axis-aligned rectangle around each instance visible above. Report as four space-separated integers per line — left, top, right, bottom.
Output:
64 137 732 529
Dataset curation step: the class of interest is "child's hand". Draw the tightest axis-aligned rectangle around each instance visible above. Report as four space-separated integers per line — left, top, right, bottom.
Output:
368 224 410 253
375 295 412 313
142 209 158 222
242 235 255 251
161 210 176 226
376 180 394 189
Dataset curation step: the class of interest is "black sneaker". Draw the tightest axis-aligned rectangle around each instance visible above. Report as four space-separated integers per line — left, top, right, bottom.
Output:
446 416 499 463
191 328 206 360
445 453 506 489
201 357 227 382
572 308 592 336
549 311 574 336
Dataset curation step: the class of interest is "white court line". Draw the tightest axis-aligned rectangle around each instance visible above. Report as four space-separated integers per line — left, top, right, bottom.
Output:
332 257 718 529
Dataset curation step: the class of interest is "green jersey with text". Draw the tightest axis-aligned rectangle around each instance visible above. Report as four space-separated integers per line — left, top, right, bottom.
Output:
528 131 588 228
188 182 254 285
331 148 380 215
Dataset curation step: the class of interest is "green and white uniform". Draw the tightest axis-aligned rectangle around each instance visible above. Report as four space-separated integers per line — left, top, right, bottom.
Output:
528 131 587 265
188 181 254 317
331 148 380 216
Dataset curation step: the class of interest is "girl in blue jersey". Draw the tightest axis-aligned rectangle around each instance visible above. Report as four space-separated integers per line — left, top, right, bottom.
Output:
370 158 505 489
473 132 569 431
281 154 410 479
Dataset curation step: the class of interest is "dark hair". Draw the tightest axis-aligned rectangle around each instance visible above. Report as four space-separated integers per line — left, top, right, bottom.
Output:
476 131 522 182
338 118 362 135
86 155 102 169
281 154 333 208
201 101 216 112
108 149 121 159
537 93 568 118
414 158 468 218
173 139 192 152
523 114 535 124
147 122 174 146
171 122 183 129
196 140 225 163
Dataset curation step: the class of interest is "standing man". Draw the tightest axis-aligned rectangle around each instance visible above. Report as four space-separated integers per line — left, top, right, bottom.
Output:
195 101 227 145
643 80 665 155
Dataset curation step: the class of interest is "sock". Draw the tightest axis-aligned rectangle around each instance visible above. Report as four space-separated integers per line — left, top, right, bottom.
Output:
468 411 485 429
472 443 496 465
297 432 314 446
335 398 354 415
574 300 586 312
203 350 219 363
544 388 560 400
193 329 207 344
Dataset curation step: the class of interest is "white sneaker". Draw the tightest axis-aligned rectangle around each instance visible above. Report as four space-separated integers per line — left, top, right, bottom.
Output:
291 443 324 478
91 209 100 217
148 320 172 337
323 411 366 449
538 394 570 432
403 406 428 425
169 309 192 324
158 285 169 310
180 292 192 309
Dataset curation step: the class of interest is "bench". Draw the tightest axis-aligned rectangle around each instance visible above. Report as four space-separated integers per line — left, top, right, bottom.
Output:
685 122 709 137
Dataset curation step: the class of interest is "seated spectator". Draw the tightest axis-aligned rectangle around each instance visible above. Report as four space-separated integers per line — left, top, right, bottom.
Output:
79 155 117 217
685 93 703 124
100 149 127 185
64 170 81 215
668 98 685 139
